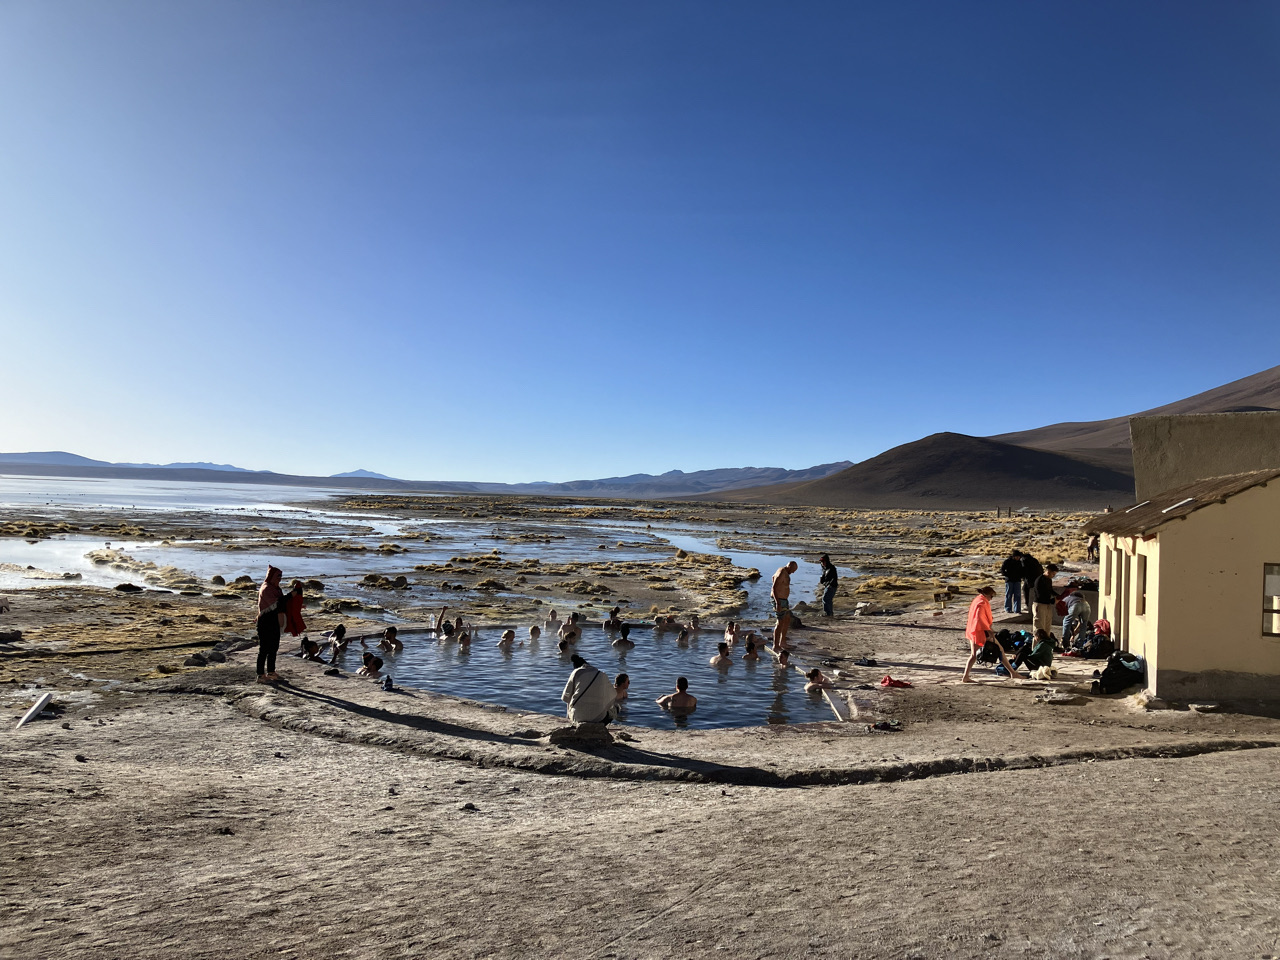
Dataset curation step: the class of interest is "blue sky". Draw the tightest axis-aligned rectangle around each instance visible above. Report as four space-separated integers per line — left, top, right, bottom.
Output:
2 1 1278 482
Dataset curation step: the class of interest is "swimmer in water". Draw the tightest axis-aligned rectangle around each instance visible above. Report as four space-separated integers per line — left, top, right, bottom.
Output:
603 606 623 630
325 624 349 661
612 624 635 649
432 606 450 634
685 614 701 633
724 621 740 645
298 638 324 662
656 677 697 712
528 625 541 643
653 615 677 633
614 673 630 701
377 626 402 653
497 629 517 648
805 668 833 692
357 655 383 679
676 628 690 646
775 648 791 668
544 608 562 632
709 641 733 667
559 619 581 643
457 630 471 648
741 639 760 661
557 639 571 656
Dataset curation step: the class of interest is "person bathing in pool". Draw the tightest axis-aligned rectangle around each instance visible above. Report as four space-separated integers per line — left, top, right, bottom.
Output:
709 641 733 668
612 624 635 649
358 654 383 678
805 668 833 692
497 629 518 649
528 625 541 644
544 609 562 633
656 677 697 713
377 626 401 653
741 639 760 662
614 673 630 701
325 624 349 662
603 607 624 630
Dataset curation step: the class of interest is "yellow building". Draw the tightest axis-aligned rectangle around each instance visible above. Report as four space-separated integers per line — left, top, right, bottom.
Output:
1085 468 1280 701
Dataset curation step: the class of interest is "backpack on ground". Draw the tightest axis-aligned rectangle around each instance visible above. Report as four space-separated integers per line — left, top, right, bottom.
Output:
1092 651 1145 694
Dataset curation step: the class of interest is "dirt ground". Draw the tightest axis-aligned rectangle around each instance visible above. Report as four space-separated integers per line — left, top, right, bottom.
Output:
4 683 1280 960
4 498 1280 958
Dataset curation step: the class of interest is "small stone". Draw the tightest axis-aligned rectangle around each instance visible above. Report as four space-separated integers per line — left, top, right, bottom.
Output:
214 826 234 835
74 754 88 763
206 651 226 663
1189 702 1221 713
460 802 478 811
194 614 212 624
183 654 208 667
114 583 144 593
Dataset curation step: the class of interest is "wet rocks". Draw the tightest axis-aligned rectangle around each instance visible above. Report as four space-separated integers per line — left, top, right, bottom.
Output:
114 583 144 593
183 654 208 667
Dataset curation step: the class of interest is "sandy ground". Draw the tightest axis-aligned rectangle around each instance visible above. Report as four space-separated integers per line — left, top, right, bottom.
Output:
5 498 1280 958
4 685 1280 960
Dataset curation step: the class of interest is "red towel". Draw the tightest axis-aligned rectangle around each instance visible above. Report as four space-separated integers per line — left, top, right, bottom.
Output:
880 675 912 688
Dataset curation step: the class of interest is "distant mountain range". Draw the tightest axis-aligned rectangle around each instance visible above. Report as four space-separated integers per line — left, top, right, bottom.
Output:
711 363 1280 509
5 364 1276 509
0 452 852 499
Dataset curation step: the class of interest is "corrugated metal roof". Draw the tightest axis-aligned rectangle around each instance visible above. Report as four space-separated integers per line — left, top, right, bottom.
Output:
1084 468 1280 537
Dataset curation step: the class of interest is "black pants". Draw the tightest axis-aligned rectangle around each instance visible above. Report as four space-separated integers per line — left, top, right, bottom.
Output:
257 613 280 676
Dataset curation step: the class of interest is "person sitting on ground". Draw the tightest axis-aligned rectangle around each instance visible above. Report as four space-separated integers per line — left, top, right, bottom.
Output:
612 624 635 649
298 638 324 662
961 586 1019 683
377 626 402 653
357 655 383 678
528 625 541 643
709 641 733 667
742 639 760 661
656 676 697 713
1012 628 1055 675
805 668 833 692
497 629 517 648
561 654 617 724
614 673 630 701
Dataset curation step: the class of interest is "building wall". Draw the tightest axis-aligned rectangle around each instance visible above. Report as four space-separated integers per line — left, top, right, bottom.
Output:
1146 482 1280 699
1098 531 1161 683
1131 411 1280 501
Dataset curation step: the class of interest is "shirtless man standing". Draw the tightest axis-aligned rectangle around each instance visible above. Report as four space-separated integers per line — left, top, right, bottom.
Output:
772 561 798 651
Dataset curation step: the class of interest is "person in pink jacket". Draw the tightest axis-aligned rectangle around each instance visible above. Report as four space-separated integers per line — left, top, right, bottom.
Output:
961 586 1017 682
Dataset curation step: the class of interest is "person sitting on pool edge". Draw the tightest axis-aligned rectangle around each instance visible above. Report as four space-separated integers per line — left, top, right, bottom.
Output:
805 668 833 692
709 641 733 668
656 677 697 713
612 624 634 649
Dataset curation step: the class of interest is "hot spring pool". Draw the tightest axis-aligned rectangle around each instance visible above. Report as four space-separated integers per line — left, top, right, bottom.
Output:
348 625 840 730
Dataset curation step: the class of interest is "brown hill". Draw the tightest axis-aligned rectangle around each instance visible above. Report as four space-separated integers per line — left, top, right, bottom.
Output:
701 433 1134 509
992 363 1280 462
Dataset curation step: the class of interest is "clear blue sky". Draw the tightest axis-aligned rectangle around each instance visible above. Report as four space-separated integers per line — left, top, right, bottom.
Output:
2 1 1278 482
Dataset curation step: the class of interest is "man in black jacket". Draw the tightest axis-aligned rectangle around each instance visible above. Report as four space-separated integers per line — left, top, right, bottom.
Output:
1000 550 1024 613
1020 550 1043 617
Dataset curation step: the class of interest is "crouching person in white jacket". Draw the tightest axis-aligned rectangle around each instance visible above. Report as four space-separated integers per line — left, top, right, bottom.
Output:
561 654 618 725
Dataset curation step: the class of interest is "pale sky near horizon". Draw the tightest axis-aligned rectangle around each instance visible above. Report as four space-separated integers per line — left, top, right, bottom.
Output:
2 1 1278 482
